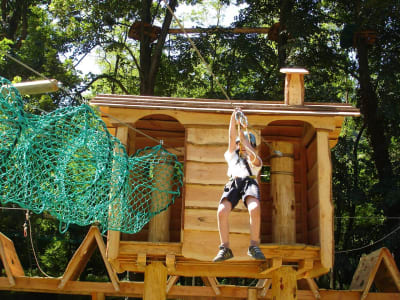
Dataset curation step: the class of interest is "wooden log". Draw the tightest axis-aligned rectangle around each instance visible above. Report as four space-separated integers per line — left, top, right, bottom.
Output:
248 287 258 300
107 126 128 262
184 184 224 209
91 292 105 300
143 262 168 300
270 141 296 244
186 143 226 162
280 68 309 106
316 130 333 270
13 79 59 95
0 232 24 286
272 266 297 300
168 27 271 34
102 107 341 131
1 277 399 299
185 161 227 185
148 158 174 242
184 208 250 233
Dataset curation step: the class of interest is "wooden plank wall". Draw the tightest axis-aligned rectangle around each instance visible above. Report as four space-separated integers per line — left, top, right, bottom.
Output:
305 131 319 245
182 126 254 260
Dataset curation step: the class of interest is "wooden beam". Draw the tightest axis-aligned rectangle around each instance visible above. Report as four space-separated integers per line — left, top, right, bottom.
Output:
0 277 400 299
12 79 59 95
91 292 105 300
257 279 272 298
166 254 176 272
144 262 168 300
260 257 283 275
305 278 320 299
248 287 258 300
168 27 270 34
207 277 221 296
106 125 128 265
0 232 24 286
59 226 120 292
316 130 333 270
272 266 297 300
166 275 179 294
297 259 314 278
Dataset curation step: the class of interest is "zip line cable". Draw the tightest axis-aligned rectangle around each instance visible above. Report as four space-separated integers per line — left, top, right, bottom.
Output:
4 53 184 154
161 0 233 105
335 222 400 254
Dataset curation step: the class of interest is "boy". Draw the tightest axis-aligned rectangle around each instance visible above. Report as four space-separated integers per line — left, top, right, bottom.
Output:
213 109 266 262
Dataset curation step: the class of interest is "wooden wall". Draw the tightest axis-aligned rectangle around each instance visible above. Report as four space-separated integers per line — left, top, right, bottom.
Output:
182 126 256 260
107 112 334 265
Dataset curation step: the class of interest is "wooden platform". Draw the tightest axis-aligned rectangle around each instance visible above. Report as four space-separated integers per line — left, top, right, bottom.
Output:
113 240 324 278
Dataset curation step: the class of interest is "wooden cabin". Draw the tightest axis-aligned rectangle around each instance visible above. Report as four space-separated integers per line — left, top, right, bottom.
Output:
90 69 360 297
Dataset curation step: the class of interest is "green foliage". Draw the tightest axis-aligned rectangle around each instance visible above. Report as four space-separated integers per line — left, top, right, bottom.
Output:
0 0 399 293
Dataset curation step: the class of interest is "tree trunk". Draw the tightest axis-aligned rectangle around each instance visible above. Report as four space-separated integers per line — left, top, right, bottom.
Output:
356 40 393 184
140 0 178 95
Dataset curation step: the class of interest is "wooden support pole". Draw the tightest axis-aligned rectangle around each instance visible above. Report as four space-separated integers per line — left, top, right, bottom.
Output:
316 130 333 270
12 79 59 95
272 266 297 300
148 154 174 242
168 27 270 34
91 292 105 300
280 68 309 106
248 287 258 300
270 141 296 244
143 261 168 300
107 126 128 266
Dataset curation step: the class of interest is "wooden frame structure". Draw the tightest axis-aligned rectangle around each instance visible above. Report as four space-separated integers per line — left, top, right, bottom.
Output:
87 68 364 299
1 69 398 299
1 228 400 299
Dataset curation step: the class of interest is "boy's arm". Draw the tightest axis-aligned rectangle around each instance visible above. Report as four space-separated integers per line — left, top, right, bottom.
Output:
239 130 262 167
228 109 238 153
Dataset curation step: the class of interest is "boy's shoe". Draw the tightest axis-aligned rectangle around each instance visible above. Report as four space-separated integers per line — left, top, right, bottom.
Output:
247 245 266 260
213 246 234 262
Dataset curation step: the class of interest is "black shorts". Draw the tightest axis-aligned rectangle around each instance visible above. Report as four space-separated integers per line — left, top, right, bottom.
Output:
220 177 260 209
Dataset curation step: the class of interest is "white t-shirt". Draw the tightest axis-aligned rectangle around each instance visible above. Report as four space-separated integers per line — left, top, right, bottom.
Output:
224 150 262 178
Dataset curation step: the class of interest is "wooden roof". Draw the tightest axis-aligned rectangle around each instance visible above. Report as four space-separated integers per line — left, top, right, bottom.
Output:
90 94 360 117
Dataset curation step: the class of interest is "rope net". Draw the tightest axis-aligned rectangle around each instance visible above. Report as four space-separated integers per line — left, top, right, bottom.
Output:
0 77 183 233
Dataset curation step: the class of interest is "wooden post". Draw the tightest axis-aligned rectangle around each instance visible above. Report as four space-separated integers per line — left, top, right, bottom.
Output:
148 154 174 242
316 130 333 270
107 126 128 263
144 261 168 300
270 141 296 244
272 266 297 300
91 292 105 300
12 79 59 95
248 287 258 299
280 68 309 106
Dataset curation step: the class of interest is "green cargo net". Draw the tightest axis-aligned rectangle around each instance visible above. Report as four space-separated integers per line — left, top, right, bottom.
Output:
0 77 183 233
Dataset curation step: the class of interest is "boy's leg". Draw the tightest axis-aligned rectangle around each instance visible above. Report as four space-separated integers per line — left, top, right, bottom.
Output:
217 198 232 247
246 196 266 260
246 196 261 245
213 199 234 262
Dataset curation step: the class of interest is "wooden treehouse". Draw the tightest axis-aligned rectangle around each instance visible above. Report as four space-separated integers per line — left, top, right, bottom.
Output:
91 68 357 296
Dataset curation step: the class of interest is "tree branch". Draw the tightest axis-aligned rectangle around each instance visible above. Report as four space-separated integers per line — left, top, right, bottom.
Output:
80 74 129 94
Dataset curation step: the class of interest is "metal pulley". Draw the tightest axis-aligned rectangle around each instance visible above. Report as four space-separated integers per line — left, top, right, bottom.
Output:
235 110 248 127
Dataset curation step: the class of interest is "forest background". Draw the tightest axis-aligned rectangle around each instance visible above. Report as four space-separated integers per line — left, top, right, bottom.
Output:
0 0 399 298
